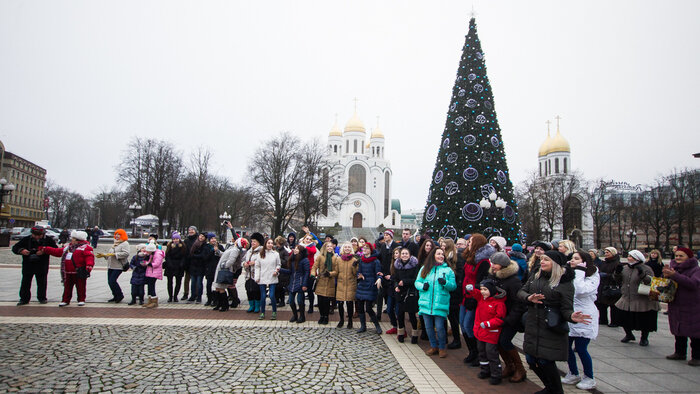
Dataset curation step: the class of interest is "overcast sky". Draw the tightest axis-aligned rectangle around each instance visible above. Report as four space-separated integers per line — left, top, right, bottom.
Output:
1 0 698 211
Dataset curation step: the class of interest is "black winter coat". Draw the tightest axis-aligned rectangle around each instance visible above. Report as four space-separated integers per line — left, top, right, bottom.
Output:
449 253 466 308
12 235 57 267
597 255 621 305
518 267 575 361
205 244 224 281
183 234 198 272
377 240 399 294
276 246 291 288
391 256 419 313
164 242 187 275
189 243 212 277
488 260 526 330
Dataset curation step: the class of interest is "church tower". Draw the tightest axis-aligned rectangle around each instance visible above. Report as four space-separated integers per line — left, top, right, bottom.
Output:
538 116 571 177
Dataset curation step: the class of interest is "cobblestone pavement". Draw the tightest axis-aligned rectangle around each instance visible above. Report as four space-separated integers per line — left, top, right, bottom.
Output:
0 322 417 393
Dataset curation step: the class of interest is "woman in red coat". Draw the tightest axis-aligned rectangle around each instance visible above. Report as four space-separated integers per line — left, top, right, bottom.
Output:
41 230 95 306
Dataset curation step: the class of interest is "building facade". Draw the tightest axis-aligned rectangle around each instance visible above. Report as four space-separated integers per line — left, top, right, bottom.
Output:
317 108 401 229
0 141 47 228
537 118 594 249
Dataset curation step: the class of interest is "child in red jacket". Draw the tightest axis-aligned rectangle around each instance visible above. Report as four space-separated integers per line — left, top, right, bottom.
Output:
466 278 507 385
41 230 95 306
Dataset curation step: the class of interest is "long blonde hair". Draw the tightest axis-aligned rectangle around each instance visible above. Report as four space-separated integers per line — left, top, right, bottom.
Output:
559 240 576 256
535 255 564 288
442 238 458 271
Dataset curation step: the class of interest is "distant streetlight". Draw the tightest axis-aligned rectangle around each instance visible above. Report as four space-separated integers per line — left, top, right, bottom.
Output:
0 178 16 226
128 203 142 237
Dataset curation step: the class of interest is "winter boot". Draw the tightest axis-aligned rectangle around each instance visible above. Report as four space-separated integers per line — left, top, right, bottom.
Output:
508 349 527 383
144 297 158 308
398 328 405 343
499 348 513 379
447 335 462 349
253 300 260 313
463 336 479 365
357 314 367 333
213 293 222 311
347 315 353 329
218 293 229 312
128 297 137 306
372 316 382 334
142 297 152 308
336 315 345 328
205 292 212 306
289 304 298 323
246 300 255 313
297 307 306 324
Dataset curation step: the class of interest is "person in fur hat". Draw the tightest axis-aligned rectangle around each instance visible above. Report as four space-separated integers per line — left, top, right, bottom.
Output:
487 252 527 383
41 230 95 306
518 250 591 394
465 279 507 385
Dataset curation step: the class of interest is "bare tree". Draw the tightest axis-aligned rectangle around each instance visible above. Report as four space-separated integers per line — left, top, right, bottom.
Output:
295 139 344 228
46 180 90 229
588 179 612 249
247 132 303 237
514 171 543 243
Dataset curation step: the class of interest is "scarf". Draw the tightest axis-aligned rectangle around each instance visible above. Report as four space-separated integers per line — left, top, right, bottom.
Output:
341 253 354 261
361 255 378 263
325 253 334 271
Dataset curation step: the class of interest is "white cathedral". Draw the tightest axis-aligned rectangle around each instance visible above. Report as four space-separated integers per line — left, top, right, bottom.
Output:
316 108 405 229
537 117 594 249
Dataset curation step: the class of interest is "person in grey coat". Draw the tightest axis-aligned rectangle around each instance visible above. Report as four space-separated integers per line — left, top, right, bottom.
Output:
518 250 591 394
613 250 659 347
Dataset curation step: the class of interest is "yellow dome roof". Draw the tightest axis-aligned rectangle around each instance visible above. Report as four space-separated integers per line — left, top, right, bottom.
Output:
538 133 552 157
344 111 366 133
329 118 342 137
371 126 384 139
548 130 570 154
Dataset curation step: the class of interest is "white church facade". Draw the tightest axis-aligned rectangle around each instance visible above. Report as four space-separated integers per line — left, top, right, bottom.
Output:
537 117 594 249
316 108 402 229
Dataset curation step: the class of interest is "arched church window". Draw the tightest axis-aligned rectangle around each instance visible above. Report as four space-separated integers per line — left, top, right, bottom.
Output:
354 140 358 153
555 158 559 174
348 164 366 194
539 162 542 177
346 140 349 154
563 158 568 174
334 145 337 154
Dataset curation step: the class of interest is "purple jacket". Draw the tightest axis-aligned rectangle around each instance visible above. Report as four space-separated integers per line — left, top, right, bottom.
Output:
668 257 700 337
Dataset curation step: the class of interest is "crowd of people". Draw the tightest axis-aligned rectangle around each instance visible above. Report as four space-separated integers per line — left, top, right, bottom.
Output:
12 225 700 392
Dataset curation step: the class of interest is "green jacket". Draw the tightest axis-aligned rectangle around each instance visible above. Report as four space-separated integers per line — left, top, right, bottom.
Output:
415 262 457 317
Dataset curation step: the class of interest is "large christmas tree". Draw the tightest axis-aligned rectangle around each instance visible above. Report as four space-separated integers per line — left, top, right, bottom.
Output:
422 17 521 244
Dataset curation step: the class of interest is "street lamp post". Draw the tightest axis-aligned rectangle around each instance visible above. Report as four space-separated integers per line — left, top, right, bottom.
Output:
128 203 142 238
219 211 231 240
0 178 16 227
479 192 507 235
627 229 637 251
543 227 553 242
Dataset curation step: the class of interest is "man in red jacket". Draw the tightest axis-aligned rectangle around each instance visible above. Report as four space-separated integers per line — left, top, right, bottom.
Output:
41 230 95 306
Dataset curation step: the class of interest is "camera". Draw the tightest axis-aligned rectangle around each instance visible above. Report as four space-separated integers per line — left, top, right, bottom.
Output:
28 250 41 263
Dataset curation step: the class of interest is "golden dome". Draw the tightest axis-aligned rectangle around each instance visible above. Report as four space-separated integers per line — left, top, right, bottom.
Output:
538 133 552 157
548 130 570 154
371 126 384 139
329 117 342 137
344 111 366 133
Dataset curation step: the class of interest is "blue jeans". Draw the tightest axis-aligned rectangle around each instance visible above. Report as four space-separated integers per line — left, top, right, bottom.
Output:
259 284 277 313
422 314 447 349
387 295 399 327
459 305 476 337
190 275 204 300
289 291 305 308
107 269 123 299
568 337 593 378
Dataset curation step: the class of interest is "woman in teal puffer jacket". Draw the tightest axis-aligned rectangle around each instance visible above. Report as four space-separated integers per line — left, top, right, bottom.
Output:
415 248 457 358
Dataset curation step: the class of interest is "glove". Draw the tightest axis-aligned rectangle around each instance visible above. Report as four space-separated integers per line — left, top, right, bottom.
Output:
465 284 474 292
480 322 486 329
352 260 359 268
437 277 446 285
323 271 330 278
423 282 429 291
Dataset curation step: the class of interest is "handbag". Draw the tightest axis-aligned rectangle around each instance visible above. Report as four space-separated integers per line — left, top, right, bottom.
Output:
602 284 622 299
216 269 234 285
649 277 678 303
544 306 569 334
122 261 130 272
76 266 90 279
637 282 651 296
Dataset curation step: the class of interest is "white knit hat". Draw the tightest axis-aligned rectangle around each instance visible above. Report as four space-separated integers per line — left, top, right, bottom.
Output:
70 230 88 241
628 250 646 263
145 243 157 252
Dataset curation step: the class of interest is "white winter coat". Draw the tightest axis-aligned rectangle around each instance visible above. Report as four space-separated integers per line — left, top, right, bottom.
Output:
254 249 281 285
568 268 600 339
